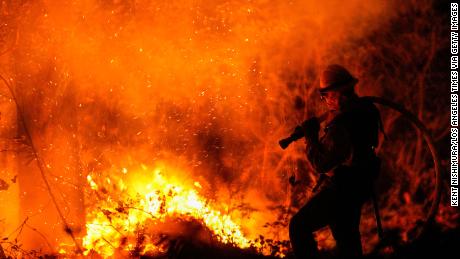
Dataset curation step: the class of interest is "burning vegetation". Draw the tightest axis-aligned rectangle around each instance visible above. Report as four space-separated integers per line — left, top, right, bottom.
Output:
0 0 457 258
79 163 260 257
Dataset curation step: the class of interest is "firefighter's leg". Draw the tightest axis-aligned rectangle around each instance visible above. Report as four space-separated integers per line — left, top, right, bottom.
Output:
330 203 363 258
289 187 336 259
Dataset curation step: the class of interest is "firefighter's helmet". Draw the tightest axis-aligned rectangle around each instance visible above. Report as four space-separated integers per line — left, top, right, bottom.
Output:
319 64 358 94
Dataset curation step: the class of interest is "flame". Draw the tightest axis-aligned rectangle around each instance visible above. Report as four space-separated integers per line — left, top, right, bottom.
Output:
80 163 259 257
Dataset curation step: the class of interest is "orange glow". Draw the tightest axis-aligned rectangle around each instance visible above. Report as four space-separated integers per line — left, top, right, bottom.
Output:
78 162 258 257
0 0 455 258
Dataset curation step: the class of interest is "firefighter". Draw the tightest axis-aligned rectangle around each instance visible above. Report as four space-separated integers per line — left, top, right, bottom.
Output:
289 64 382 259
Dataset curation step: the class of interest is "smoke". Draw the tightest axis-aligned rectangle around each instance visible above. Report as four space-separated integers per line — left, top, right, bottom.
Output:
1 0 452 256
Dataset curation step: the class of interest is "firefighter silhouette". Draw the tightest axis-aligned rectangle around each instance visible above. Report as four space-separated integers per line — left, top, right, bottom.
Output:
288 65 382 259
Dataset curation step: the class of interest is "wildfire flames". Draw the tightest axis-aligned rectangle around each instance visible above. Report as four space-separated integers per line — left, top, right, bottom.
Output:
77 163 258 257
0 0 456 258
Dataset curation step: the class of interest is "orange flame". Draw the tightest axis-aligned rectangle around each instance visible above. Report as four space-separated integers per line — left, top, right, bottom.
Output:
79 163 260 257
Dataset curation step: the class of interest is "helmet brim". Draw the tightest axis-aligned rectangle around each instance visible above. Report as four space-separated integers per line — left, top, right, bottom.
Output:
319 77 358 94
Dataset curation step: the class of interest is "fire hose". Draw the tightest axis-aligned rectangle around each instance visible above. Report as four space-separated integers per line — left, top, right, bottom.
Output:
279 96 443 244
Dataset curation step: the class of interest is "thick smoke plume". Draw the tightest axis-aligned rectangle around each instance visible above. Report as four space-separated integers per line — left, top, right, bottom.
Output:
0 0 455 256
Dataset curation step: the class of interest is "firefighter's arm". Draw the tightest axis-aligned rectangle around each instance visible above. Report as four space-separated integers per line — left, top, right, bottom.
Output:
304 121 352 174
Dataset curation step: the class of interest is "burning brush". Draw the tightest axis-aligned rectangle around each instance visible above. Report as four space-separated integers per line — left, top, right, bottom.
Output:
58 163 282 257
